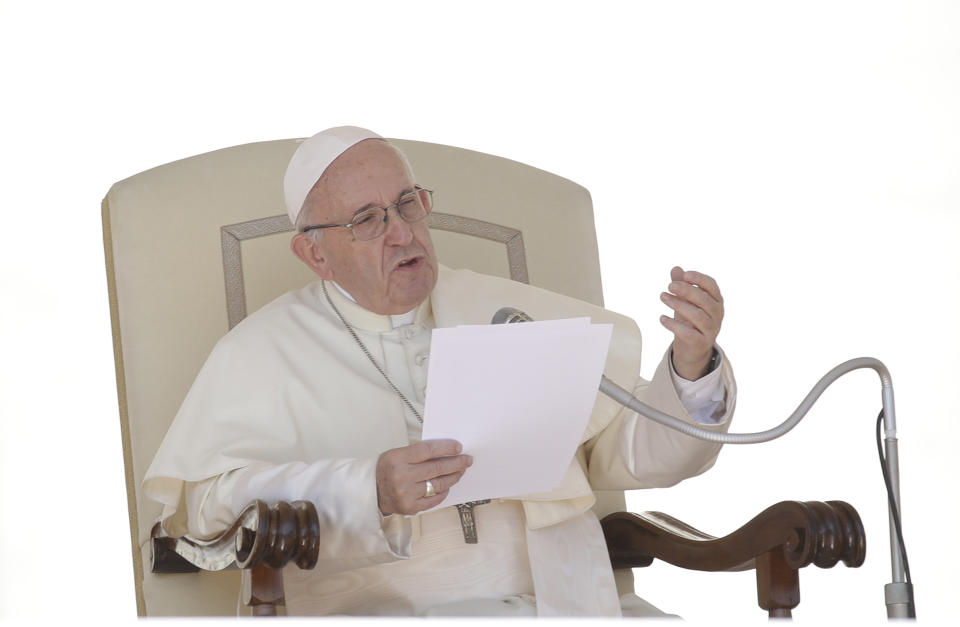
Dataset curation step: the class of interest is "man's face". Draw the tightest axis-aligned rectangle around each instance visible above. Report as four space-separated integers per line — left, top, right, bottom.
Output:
293 139 439 315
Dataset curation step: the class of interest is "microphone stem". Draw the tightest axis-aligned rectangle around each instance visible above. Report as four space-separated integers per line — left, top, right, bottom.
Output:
599 356 891 444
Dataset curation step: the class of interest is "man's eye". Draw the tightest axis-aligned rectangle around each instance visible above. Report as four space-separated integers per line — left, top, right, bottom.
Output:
353 212 378 226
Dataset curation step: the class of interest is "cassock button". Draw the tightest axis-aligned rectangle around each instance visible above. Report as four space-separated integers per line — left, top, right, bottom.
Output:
415 352 428 366
403 327 417 340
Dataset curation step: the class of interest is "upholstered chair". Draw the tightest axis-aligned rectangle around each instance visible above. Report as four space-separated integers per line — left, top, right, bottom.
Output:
103 138 864 617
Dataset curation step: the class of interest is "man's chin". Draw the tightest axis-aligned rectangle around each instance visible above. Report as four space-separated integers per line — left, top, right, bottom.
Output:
387 267 436 312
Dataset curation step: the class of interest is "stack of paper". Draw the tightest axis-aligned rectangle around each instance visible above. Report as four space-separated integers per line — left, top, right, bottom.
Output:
421 317 613 507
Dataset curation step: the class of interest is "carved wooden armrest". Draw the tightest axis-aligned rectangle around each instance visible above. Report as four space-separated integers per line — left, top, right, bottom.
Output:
601 500 866 618
151 500 320 615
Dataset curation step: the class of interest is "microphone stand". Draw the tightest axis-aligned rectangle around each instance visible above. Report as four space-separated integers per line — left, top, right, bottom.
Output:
493 308 914 617
598 360 913 618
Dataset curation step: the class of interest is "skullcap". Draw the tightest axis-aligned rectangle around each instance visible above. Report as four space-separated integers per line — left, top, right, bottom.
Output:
283 126 383 225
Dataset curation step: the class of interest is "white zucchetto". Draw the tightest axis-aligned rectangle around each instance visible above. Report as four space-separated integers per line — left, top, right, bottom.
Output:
283 126 383 225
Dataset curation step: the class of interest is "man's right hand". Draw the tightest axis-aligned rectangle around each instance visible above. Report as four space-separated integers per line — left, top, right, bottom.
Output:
376 439 473 516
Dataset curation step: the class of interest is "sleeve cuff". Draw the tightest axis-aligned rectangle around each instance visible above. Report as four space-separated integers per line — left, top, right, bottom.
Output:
669 347 727 424
191 458 414 573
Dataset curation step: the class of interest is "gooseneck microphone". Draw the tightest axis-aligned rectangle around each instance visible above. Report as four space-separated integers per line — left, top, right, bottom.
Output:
491 307 534 324
491 306 914 619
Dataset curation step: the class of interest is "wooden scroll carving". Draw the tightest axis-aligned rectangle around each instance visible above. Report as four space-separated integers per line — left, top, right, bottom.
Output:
151 500 320 616
149 498 864 618
601 500 866 618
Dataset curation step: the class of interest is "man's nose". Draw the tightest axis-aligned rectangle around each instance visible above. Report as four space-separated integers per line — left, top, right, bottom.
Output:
383 207 414 246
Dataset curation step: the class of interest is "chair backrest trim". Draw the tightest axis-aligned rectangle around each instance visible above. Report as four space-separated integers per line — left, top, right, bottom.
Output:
220 212 530 330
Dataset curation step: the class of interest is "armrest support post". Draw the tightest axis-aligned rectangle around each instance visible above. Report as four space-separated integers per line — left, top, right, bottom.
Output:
756 550 800 619
244 565 285 616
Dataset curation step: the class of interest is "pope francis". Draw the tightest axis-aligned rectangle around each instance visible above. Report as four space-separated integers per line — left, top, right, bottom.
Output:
144 126 737 617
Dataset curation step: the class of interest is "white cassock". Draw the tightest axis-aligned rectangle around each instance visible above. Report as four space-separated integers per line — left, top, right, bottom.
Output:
144 265 736 616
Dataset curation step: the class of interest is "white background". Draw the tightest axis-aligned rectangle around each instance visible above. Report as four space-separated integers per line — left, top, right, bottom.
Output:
1 1 957 625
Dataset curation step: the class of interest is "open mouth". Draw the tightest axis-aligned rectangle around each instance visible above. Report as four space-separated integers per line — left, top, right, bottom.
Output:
396 256 421 269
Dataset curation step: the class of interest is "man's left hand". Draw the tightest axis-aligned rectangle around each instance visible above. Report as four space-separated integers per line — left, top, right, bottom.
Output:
659 266 724 380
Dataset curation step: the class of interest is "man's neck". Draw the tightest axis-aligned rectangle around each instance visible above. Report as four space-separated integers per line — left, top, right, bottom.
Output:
332 281 417 329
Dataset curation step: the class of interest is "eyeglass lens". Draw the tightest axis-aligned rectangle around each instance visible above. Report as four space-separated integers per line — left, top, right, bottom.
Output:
352 188 432 241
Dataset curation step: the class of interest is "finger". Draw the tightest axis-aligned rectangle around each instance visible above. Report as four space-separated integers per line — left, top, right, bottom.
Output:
666 282 723 323
418 469 466 499
659 314 706 343
681 270 723 304
660 292 713 333
663 291 721 333
662 287 721 331
668 277 721 310
670 266 685 282
414 453 473 482
403 439 463 463
410 491 450 513
392 487 450 515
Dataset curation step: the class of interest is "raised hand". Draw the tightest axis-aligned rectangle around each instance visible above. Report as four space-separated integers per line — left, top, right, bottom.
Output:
659 266 724 380
376 439 473 515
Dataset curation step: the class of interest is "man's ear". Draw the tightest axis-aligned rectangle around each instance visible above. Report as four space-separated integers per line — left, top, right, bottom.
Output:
291 233 334 280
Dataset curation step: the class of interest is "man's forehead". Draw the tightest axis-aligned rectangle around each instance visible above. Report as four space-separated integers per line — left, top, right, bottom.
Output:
322 143 412 200
327 139 407 177
307 145 411 216
283 126 385 225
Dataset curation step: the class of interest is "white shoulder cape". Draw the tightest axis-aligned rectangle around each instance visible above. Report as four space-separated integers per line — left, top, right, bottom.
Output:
144 265 643 533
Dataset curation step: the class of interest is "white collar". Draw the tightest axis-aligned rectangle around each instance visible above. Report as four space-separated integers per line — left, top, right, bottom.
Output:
332 281 418 329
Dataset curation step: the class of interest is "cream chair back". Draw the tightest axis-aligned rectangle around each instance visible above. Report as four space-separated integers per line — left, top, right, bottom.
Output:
103 137 626 616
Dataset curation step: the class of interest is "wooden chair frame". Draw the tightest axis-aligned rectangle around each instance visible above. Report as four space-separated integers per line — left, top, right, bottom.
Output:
152 499 865 618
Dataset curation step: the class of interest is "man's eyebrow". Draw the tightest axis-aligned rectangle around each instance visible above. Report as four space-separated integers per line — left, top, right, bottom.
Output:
350 188 416 216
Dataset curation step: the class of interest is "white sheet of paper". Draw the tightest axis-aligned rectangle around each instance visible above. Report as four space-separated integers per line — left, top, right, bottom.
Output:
420 318 613 508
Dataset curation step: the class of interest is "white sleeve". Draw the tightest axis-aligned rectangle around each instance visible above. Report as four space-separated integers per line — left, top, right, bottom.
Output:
586 346 736 489
669 350 728 424
183 457 413 576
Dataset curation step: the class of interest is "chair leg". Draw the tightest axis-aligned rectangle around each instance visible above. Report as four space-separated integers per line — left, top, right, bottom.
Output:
756 550 800 619
244 564 285 616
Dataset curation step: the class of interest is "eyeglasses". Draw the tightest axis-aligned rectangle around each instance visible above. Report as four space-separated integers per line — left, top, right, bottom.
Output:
300 186 434 241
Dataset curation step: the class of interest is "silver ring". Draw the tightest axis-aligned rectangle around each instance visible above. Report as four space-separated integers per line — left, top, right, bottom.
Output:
424 479 436 498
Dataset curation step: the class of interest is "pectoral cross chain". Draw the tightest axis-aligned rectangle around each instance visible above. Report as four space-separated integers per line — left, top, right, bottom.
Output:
455 500 490 543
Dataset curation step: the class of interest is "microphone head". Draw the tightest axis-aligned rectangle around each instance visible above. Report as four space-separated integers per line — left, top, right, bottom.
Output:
491 307 534 324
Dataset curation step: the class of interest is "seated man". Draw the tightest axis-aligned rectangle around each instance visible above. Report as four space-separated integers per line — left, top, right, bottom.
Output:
144 126 736 617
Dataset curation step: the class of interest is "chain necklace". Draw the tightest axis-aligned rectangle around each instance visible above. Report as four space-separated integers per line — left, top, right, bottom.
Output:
322 281 424 424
